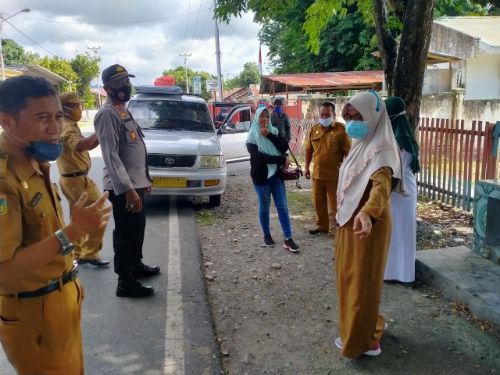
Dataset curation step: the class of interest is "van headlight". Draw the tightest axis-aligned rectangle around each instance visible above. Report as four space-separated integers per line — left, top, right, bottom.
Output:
199 155 222 168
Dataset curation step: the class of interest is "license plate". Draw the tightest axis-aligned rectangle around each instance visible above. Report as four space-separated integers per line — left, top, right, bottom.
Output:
152 177 187 188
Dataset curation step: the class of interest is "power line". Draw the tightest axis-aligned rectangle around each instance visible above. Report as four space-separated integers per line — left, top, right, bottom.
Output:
188 0 204 52
190 4 213 54
20 7 212 25
182 1 192 45
38 0 56 14
3 19 56 56
229 23 255 52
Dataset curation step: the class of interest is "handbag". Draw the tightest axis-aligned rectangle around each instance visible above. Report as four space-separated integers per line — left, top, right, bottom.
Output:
280 147 303 187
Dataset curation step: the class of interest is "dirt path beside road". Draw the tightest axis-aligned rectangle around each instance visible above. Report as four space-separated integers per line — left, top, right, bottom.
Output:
197 174 499 375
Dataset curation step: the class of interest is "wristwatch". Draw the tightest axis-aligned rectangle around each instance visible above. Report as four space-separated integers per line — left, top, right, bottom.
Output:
54 229 75 256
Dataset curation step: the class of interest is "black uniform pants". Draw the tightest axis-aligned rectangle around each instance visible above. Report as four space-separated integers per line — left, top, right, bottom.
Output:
107 188 146 280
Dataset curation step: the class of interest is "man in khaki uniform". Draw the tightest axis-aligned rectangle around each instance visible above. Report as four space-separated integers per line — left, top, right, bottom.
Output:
0 76 111 374
304 102 351 234
57 92 109 267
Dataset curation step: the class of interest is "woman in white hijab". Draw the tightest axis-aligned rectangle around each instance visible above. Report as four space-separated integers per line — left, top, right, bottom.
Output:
334 91 403 358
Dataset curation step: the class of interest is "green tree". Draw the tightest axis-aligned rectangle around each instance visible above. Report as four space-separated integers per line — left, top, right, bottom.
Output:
215 0 493 128
223 61 261 90
70 53 100 108
162 66 215 100
260 1 380 73
38 56 78 92
224 75 240 90
1 39 39 65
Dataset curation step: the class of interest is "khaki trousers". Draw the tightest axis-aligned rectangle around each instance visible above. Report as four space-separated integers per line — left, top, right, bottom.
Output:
312 178 338 231
0 280 85 374
60 175 105 260
335 205 391 358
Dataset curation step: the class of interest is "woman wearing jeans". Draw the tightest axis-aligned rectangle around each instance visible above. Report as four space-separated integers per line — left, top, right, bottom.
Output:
246 106 300 253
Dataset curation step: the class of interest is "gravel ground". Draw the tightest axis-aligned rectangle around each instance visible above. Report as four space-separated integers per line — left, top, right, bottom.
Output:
196 174 499 375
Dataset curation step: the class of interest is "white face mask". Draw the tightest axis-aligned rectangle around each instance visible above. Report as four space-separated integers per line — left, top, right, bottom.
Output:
319 116 333 127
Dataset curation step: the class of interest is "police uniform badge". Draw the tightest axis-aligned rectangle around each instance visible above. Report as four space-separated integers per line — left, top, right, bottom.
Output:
130 131 137 140
0 194 7 215
120 111 127 119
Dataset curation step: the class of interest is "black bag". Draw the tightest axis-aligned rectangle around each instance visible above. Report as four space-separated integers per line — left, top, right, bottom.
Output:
280 147 303 188
280 165 302 180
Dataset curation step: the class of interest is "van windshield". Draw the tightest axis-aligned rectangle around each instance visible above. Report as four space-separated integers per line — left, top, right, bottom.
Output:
128 100 215 132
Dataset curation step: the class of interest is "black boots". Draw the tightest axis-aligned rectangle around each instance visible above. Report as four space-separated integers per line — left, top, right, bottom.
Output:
116 279 154 298
131 262 160 279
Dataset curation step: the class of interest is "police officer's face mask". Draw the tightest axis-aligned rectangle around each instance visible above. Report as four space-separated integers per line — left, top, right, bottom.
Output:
107 83 132 103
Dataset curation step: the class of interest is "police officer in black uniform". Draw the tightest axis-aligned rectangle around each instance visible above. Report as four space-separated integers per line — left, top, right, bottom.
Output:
94 64 160 298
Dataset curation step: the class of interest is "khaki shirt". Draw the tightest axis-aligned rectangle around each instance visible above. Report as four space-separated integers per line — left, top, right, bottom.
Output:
56 118 91 174
95 99 151 195
0 140 72 295
304 122 351 181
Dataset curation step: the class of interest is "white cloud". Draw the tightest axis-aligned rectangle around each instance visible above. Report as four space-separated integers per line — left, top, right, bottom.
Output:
0 0 271 85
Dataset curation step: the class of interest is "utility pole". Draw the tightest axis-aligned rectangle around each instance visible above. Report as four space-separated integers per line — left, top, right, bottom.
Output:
87 46 101 107
214 0 223 102
179 53 191 93
0 8 30 81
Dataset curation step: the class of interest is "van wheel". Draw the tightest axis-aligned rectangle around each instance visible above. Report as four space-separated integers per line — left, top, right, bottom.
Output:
209 194 221 207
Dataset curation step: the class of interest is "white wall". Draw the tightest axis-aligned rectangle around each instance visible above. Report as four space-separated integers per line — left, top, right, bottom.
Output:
465 54 500 100
423 68 453 94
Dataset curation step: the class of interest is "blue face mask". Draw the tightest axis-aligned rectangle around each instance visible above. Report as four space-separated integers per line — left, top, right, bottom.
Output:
346 120 369 139
274 106 282 114
26 141 63 161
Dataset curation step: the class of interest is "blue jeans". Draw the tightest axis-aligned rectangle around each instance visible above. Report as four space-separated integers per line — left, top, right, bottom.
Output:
254 173 293 239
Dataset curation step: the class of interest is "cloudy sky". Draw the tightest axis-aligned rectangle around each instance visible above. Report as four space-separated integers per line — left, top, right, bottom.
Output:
0 0 270 85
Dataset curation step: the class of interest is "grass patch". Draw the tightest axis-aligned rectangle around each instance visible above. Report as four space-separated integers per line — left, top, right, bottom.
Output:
287 190 314 217
196 209 216 226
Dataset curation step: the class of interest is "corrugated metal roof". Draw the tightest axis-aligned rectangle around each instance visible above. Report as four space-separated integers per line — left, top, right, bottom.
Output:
7 64 69 85
260 70 383 94
223 86 248 101
373 50 462 64
434 16 500 47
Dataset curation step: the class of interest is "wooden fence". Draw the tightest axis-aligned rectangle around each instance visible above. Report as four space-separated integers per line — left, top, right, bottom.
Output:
288 115 498 212
416 119 498 212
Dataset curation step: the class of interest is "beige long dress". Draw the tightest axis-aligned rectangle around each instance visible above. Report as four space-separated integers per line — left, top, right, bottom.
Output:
335 167 392 358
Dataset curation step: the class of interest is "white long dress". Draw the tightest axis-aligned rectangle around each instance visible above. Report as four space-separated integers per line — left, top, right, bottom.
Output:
384 149 417 282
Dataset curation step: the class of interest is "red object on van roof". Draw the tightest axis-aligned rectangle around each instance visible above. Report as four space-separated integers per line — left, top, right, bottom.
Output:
154 75 176 86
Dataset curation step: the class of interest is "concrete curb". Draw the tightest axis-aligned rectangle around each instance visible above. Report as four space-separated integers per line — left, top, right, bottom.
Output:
416 246 500 325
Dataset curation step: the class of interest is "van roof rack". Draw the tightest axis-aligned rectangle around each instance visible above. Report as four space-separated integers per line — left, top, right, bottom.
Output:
134 85 184 95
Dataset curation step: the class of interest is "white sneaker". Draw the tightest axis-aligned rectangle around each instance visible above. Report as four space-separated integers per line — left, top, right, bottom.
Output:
335 337 343 350
334 337 382 357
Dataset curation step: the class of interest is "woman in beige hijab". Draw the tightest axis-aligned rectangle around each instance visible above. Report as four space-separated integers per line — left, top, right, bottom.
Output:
334 91 403 358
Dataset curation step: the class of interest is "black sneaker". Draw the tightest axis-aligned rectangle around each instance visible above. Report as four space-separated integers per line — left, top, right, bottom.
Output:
262 234 275 247
308 228 328 235
261 234 274 247
283 238 300 253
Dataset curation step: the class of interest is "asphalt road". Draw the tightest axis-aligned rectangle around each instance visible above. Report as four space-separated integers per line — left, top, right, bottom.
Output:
0 147 248 374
